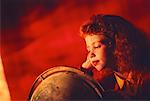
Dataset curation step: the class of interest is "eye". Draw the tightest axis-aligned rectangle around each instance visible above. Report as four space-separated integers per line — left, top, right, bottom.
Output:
94 43 101 48
94 45 101 48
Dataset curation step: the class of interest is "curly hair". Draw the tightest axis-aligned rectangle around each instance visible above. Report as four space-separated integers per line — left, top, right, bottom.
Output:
80 14 150 73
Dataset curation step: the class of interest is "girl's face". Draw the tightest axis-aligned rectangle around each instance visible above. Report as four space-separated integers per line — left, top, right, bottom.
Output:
85 34 113 71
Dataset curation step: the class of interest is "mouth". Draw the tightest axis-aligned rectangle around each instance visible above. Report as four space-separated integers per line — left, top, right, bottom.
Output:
92 60 99 66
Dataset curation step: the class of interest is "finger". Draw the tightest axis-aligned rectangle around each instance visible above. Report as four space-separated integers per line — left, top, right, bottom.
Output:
82 59 92 69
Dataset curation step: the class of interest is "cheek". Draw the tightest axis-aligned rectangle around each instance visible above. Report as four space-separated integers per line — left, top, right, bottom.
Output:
95 48 108 60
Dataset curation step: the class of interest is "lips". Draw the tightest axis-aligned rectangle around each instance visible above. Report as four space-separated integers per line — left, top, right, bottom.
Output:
92 60 99 66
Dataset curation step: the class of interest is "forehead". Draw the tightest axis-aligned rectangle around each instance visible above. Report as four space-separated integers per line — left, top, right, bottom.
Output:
85 34 108 45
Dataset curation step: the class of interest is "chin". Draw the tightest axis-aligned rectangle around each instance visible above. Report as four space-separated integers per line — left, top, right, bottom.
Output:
95 65 104 71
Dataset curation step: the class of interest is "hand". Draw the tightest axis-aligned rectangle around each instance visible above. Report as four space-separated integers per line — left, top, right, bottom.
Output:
82 53 93 70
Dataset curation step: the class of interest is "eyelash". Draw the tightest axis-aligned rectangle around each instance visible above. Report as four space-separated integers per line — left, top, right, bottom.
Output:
87 45 101 53
94 45 101 48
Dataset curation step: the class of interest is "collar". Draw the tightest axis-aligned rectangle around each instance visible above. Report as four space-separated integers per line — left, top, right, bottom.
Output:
114 71 134 90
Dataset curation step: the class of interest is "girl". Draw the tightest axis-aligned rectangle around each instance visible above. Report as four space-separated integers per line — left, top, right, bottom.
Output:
80 14 150 99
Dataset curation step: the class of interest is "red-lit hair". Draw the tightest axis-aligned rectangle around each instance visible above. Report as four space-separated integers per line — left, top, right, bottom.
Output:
80 14 150 73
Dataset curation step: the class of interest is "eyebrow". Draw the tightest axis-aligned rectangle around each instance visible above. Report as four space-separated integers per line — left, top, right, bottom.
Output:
87 38 110 48
92 40 104 45
86 40 102 49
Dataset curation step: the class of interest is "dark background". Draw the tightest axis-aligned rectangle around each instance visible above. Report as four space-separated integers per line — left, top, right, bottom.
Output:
1 0 150 100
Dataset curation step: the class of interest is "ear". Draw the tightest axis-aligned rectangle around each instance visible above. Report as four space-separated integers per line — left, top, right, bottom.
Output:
108 41 113 48
108 41 115 52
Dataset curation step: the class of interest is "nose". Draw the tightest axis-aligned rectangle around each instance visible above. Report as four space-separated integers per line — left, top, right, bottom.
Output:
89 51 96 58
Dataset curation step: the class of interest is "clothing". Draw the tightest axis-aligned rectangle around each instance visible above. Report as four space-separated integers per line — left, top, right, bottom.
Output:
80 67 150 99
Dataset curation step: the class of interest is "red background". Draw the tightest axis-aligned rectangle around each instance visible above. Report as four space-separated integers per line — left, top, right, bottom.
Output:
1 0 150 100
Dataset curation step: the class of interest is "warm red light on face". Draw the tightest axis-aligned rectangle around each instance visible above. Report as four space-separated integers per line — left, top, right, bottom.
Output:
1 0 150 100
